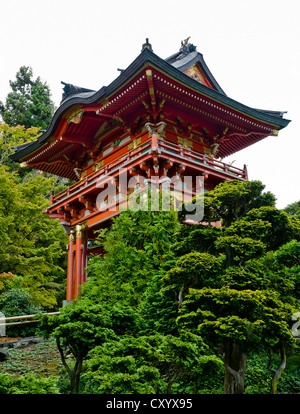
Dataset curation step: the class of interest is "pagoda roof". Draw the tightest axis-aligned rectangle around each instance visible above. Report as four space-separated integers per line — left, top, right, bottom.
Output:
11 40 290 169
165 42 226 95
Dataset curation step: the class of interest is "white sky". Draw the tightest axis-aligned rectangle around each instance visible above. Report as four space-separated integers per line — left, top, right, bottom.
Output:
0 0 299 209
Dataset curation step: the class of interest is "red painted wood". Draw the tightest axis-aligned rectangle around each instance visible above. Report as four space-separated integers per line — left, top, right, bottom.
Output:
67 234 74 300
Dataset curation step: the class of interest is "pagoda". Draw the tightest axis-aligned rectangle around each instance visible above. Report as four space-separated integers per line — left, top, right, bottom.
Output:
11 39 290 301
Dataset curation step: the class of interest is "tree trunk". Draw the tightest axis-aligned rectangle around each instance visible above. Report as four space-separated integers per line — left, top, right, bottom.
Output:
223 341 247 394
225 246 234 268
165 369 180 393
56 337 82 393
268 345 286 394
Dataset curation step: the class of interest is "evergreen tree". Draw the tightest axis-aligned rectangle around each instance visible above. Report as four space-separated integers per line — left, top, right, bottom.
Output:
173 180 300 394
0 122 41 166
82 209 180 306
0 165 67 308
35 182 300 394
284 200 300 219
0 66 55 129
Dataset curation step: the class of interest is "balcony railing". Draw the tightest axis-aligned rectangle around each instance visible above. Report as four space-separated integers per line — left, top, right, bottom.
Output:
159 137 247 179
51 134 152 205
51 133 247 207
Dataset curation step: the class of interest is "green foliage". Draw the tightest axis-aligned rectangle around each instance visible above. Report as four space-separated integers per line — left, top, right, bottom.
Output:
80 180 300 395
39 300 118 351
181 180 275 227
0 165 67 308
0 66 55 129
0 272 22 293
170 180 300 393
0 339 63 378
165 252 222 289
244 350 300 394
0 288 42 336
273 241 300 304
83 336 163 394
83 210 180 306
275 240 300 267
284 200 300 218
0 178 297 395
215 235 266 265
220 263 267 291
0 373 59 394
177 284 296 387
224 217 271 240
139 267 180 335
38 300 139 393
83 332 220 394
0 122 41 166
244 352 273 394
0 288 41 317
244 207 295 250
173 224 222 256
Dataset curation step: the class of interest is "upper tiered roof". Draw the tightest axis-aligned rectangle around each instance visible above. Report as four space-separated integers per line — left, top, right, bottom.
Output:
11 38 290 179
165 38 226 95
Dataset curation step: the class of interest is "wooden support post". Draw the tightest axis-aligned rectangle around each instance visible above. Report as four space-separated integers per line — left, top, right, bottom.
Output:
82 239 88 284
74 224 83 297
243 164 248 180
66 230 74 301
151 132 158 153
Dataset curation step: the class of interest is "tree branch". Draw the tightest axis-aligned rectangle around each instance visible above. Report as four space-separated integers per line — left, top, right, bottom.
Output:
56 337 72 378
224 361 238 379
268 345 287 394
178 287 185 308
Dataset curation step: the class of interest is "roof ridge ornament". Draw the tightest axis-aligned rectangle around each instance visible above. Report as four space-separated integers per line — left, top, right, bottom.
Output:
178 37 197 58
181 36 191 47
61 81 94 103
141 38 153 52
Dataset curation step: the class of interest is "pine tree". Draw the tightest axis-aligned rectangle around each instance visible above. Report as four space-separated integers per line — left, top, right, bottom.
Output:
0 66 55 129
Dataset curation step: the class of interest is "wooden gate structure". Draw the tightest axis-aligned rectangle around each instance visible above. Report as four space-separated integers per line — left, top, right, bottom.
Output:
11 39 290 300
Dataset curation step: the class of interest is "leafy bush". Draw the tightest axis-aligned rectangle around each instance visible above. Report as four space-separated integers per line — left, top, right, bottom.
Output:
82 332 223 394
0 287 42 336
0 373 60 394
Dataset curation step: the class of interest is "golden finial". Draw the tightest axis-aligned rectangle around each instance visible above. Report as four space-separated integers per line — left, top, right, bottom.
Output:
181 36 191 46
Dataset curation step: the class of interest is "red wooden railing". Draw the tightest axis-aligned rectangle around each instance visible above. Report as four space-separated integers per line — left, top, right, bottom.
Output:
52 134 152 204
51 134 247 206
159 138 247 178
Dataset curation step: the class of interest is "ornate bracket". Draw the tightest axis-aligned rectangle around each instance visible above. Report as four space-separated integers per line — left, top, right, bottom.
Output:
67 109 84 125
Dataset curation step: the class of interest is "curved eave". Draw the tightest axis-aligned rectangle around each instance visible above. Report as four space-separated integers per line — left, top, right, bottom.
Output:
11 48 291 162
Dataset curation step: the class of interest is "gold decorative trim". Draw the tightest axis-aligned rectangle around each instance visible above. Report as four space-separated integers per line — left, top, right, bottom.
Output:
80 169 87 180
69 230 75 242
66 107 84 124
177 136 193 149
185 64 206 84
128 137 141 150
93 160 104 172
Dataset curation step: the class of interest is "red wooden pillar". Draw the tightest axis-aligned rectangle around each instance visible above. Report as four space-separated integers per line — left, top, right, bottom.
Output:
66 230 75 300
82 238 88 284
151 132 158 153
74 224 83 297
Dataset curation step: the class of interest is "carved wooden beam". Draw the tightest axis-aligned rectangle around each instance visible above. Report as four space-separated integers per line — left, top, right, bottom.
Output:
146 69 157 119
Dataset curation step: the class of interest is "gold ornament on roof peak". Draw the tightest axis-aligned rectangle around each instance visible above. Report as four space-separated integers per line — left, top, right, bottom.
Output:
181 37 191 46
